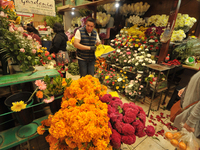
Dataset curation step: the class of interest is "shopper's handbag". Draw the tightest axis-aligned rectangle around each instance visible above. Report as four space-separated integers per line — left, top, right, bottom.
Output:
170 100 200 122
56 50 70 65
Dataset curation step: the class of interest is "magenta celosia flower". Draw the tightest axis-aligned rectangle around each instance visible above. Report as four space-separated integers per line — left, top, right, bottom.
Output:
145 125 155 137
109 99 123 110
110 112 123 123
121 134 136 145
110 129 121 149
123 103 139 114
125 108 137 119
123 115 136 124
135 129 146 138
107 105 117 114
122 123 135 135
108 122 113 131
43 96 54 103
138 113 146 126
99 94 112 103
111 97 121 101
114 121 124 133
132 119 141 129
137 105 146 115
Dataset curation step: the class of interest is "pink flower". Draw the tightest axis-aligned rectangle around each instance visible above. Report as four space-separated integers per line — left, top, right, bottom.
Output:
9 27 14 32
17 27 24 33
116 59 118 61
126 52 131 55
35 80 47 90
129 92 132 95
0 11 7 17
140 85 144 88
32 49 36 54
27 35 32 40
43 96 55 103
20 48 25 53
124 60 127 63
145 125 155 137
128 56 131 59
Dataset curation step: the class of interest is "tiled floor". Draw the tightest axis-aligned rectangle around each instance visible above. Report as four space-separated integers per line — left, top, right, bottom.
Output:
2 72 178 150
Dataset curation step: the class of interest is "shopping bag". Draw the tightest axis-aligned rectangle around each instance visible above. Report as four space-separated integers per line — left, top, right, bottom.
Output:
56 50 70 65
95 44 114 58
170 100 183 122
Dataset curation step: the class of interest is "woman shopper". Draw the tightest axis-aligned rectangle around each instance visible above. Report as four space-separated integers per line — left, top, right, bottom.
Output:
49 23 69 65
27 26 41 45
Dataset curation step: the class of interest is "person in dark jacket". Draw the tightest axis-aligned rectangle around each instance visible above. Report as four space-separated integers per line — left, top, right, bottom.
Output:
49 23 68 54
27 23 41 37
74 17 100 78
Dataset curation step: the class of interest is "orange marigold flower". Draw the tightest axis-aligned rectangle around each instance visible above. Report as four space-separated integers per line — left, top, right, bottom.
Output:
37 125 45 135
36 91 43 98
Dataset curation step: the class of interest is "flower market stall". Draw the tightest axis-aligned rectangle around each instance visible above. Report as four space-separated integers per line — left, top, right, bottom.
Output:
1 0 200 149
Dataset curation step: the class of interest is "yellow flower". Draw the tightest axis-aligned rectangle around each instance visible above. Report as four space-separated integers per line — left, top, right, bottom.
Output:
123 80 125 82
105 76 109 80
115 80 117 82
124 72 126 74
116 86 119 90
11 101 27 112
122 86 125 88
125 76 128 79
135 44 139 47
120 70 123 72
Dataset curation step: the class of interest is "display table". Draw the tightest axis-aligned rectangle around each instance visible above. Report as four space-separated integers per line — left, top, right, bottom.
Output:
0 69 60 88
182 63 200 71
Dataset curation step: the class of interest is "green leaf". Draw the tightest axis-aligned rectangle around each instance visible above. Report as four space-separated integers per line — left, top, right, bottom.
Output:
118 106 123 113
17 55 21 61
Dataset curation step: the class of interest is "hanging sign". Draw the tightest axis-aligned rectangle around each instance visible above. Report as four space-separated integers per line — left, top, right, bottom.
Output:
14 0 56 16
16 12 34 17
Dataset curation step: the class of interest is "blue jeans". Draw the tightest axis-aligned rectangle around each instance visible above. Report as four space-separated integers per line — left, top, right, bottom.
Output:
78 59 95 78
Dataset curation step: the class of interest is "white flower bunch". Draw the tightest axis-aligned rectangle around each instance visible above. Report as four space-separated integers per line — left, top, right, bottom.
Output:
96 12 111 27
103 3 117 15
128 15 145 26
71 17 82 27
119 2 150 16
147 14 169 27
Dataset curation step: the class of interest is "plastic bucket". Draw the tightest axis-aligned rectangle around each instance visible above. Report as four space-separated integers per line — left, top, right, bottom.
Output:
4 92 34 125
49 94 63 114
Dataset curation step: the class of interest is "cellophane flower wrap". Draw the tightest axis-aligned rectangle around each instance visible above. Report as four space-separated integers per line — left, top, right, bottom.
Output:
99 94 155 149
37 75 113 150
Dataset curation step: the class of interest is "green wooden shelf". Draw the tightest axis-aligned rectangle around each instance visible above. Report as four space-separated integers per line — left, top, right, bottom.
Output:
0 69 60 87
0 115 48 150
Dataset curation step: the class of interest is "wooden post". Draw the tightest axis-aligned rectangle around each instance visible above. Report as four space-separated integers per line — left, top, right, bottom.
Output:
62 0 65 6
157 0 181 63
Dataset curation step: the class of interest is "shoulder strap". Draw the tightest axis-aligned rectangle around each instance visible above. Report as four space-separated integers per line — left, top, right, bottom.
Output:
183 100 200 111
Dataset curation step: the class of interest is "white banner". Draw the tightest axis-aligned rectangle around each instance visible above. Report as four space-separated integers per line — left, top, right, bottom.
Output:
14 0 56 16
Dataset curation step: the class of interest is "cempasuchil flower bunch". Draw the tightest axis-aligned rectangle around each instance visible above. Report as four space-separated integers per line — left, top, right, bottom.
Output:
37 75 112 150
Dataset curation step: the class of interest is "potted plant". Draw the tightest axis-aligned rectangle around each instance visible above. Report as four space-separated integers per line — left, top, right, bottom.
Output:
35 75 72 114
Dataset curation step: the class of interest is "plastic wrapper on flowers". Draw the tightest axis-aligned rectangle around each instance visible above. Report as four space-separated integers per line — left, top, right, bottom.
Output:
37 75 113 150
96 12 111 28
99 94 155 149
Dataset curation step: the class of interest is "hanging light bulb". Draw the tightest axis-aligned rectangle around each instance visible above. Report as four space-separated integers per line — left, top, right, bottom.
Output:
71 11 75 15
115 2 119 8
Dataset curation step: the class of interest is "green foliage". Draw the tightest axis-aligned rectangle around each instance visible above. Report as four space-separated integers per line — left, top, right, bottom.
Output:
42 6 63 28
78 8 92 17
43 75 72 96
172 38 200 63
68 62 80 75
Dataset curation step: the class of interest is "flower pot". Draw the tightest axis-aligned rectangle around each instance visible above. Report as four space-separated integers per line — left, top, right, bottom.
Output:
34 65 46 71
49 94 63 114
11 63 21 72
4 92 34 125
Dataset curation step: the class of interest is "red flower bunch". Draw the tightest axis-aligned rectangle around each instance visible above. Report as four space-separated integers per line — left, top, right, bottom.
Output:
99 94 155 149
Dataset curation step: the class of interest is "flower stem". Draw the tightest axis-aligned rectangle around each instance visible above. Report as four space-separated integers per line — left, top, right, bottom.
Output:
27 87 39 103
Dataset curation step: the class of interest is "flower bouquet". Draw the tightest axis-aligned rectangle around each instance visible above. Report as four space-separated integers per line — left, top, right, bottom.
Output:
99 94 155 149
34 47 54 66
125 73 145 100
35 75 72 103
37 75 112 150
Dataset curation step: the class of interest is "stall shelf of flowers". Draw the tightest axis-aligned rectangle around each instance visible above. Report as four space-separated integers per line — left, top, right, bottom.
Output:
37 75 155 150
